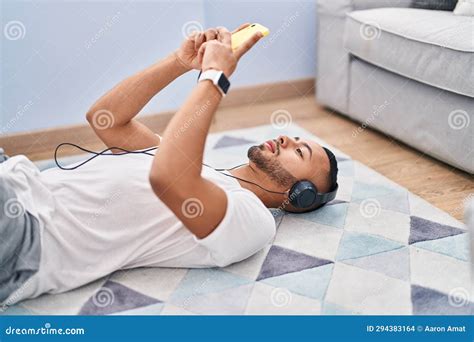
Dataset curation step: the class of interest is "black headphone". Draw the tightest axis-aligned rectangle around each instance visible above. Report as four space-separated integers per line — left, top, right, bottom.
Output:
54 143 338 211
288 180 338 211
287 147 339 211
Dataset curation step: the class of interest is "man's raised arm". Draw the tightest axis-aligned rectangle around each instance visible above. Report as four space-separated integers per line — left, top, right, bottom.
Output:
85 29 218 151
149 26 262 239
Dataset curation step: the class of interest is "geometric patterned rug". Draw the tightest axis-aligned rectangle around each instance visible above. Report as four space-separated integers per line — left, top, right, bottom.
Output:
2 124 472 315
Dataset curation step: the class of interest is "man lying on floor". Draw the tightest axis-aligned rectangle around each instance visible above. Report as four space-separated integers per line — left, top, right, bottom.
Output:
0 24 338 305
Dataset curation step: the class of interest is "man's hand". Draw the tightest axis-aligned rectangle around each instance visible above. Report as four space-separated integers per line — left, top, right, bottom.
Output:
198 25 263 78
175 28 219 71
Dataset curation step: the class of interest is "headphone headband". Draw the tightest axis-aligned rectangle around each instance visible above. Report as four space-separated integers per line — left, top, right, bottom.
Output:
316 183 338 203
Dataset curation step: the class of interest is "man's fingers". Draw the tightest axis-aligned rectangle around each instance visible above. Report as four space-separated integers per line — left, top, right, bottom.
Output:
234 31 263 59
204 28 218 42
231 23 250 34
193 28 218 51
197 42 207 65
216 27 231 45
187 31 199 40
194 32 205 51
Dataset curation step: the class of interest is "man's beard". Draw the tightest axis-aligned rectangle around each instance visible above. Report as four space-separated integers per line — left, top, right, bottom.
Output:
247 145 298 188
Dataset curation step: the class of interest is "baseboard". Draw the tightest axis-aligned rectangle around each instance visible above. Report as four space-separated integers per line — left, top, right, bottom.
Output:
0 78 315 160
220 77 314 107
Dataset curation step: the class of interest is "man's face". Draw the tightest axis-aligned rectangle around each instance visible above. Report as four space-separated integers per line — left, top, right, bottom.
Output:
247 135 330 192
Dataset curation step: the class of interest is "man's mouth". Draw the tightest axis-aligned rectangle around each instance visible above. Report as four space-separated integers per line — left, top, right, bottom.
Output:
264 140 275 153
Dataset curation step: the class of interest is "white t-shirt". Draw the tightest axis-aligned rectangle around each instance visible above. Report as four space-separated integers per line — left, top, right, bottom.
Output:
2 152 275 303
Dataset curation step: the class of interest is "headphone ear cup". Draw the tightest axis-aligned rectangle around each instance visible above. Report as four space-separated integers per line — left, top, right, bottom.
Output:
289 181 319 209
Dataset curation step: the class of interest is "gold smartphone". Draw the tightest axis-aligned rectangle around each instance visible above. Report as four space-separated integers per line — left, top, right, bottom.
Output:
231 23 269 50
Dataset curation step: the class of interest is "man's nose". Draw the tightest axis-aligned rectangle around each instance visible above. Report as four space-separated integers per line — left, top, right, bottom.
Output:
277 135 291 148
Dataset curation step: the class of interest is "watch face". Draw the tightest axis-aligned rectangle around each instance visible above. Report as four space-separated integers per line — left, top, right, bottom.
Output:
217 73 230 94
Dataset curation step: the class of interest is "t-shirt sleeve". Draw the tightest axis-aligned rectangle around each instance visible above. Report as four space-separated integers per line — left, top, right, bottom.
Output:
193 189 276 267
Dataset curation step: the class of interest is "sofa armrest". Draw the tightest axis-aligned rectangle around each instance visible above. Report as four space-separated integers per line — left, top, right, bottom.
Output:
316 0 411 113
316 0 352 113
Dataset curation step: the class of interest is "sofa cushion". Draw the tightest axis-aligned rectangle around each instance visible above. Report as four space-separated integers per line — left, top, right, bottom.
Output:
344 8 474 97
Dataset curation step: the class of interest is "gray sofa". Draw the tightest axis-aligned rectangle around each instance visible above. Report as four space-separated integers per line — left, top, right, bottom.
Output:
316 0 473 173
467 198 474 298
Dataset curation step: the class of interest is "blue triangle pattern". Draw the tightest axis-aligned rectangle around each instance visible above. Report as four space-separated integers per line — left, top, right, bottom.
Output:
352 181 400 201
322 302 356 315
180 284 254 315
352 181 409 214
0 305 36 315
262 263 334 300
336 231 404 261
213 135 256 149
413 233 468 261
342 247 410 281
297 202 349 229
170 268 251 303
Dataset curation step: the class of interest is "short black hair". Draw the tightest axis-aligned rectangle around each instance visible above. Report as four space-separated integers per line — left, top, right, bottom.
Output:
322 147 338 192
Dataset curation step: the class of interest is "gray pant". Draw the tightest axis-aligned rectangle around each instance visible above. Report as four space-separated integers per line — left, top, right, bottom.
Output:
0 149 41 303
0 148 8 162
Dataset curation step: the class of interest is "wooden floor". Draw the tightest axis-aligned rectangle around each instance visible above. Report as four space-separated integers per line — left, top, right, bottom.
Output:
16 94 473 221
209 95 473 221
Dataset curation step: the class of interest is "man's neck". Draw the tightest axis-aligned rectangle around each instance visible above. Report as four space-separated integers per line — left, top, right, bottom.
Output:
229 165 283 208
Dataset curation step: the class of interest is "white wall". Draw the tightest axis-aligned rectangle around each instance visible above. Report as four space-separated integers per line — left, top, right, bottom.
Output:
1 0 316 134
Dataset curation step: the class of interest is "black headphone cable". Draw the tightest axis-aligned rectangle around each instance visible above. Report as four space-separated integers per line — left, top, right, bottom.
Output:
54 143 287 195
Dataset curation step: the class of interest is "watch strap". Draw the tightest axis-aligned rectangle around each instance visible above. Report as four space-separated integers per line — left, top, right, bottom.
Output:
198 69 230 96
